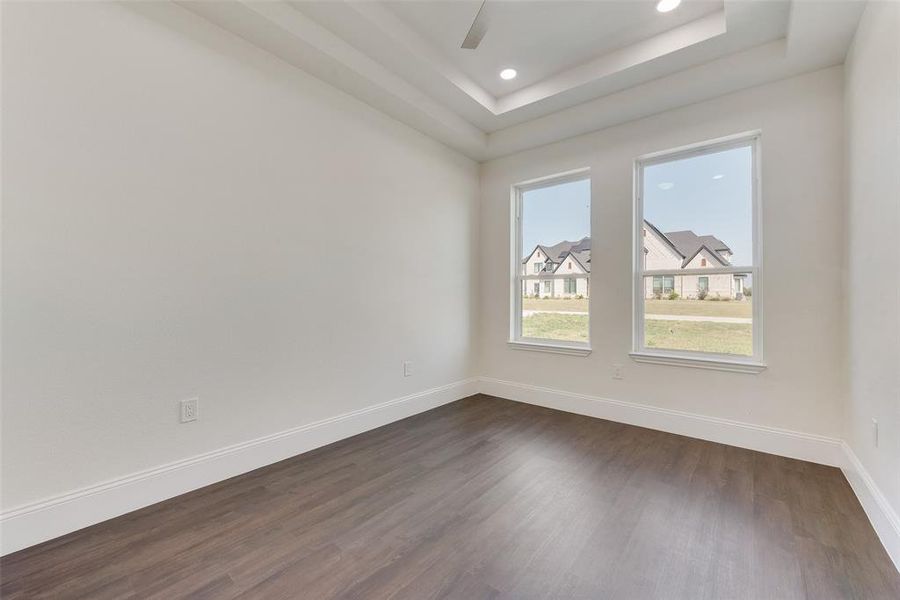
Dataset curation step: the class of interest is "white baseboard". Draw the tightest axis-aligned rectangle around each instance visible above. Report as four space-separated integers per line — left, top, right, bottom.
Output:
6 376 898 577
0 378 478 556
840 442 900 572
477 377 844 467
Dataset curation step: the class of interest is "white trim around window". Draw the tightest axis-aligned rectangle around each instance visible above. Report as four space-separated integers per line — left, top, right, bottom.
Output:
632 132 765 373
509 168 591 355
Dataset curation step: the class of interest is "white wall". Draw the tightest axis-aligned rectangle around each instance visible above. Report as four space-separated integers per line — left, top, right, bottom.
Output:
0 1 478 511
844 0 900 523
480 67 846 438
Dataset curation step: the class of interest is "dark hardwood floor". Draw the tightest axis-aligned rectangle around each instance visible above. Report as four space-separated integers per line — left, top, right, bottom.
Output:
2 394 898 599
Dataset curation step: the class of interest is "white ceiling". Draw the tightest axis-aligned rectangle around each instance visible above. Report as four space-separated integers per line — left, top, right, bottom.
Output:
383 0 725 96
179 0 866 161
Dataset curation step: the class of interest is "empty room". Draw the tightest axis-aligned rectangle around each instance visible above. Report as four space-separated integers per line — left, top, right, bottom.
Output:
2 0 899 598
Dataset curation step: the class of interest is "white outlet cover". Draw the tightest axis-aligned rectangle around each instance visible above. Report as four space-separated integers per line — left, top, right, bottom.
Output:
180 397 199 423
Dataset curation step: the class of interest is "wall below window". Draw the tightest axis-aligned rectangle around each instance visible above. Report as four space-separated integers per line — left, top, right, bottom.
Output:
1 0 478 526
843 0 900 565
479 67 845 440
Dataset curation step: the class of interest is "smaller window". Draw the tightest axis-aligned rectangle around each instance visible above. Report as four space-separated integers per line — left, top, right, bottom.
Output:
568 262 572 270
513 171 590 348
652 275 675 296
701 258 707 267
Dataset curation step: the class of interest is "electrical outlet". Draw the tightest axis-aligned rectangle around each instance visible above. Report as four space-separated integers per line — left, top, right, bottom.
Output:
403 361 413 377
180 397 199 423
612 364 624 380
872 418 879 448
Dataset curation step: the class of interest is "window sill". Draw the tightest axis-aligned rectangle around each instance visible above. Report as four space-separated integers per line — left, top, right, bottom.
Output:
508 340 592 357
629 352 766 374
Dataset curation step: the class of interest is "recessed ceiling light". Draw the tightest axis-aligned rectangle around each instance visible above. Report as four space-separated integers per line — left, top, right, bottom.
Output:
712 174 725 180
658 182 675 190
656 0 681 13
500 68 517 80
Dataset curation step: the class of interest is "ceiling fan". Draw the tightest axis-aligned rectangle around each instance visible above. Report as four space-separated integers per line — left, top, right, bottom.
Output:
461 0 489 49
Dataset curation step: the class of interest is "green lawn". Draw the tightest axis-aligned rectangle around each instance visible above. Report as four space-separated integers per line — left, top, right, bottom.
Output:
522 312 752 355
645 299 751 319
522 313 589 343
645 320 752 356
523 297 588 313
523 297 751 319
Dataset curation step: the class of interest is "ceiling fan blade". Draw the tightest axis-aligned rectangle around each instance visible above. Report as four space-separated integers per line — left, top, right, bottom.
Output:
461 0 488 49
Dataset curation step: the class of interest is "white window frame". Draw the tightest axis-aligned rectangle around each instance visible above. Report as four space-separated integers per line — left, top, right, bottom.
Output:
631 132 765 373
509 168 591 356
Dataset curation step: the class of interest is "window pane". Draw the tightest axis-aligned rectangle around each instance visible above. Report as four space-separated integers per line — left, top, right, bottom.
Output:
643 273 752 356
643 145 753 268
520 178 590 343
639 141 755 358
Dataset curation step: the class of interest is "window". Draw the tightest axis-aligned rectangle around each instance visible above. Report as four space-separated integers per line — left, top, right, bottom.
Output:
633 133 762 371
533 262 542 273
512 170 591 353
652 275 675 296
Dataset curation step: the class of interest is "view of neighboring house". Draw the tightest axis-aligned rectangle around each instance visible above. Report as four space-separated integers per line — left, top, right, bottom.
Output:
642 221 746 299
523 222 746 299
522 237 591 298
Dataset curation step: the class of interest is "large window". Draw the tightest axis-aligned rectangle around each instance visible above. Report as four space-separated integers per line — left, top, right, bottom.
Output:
511 170 591 352
633 133 763 371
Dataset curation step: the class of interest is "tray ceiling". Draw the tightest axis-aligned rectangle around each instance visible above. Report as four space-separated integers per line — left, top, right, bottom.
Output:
178 0 865 160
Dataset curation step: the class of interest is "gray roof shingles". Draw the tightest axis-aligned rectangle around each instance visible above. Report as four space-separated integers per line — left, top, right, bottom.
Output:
662 229 731 267
525 237 592 273
664 230 730 256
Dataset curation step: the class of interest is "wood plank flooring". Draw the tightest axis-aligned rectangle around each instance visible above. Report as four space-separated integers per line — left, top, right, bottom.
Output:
2 394 898 599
